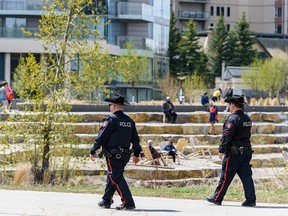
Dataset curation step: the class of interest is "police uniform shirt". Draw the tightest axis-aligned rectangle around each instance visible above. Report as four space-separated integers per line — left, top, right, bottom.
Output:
219 110 252 154
91 110 142 157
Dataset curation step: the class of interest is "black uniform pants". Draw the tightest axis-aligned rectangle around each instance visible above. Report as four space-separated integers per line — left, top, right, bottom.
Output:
102 153 135 207
213 150 256 203
165 112 177 123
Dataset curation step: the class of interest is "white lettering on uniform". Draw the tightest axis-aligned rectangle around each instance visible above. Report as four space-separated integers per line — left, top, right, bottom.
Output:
119 122 132 127
243 121 252 127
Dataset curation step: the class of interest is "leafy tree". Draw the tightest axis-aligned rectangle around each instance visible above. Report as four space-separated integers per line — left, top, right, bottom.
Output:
182 74 206 103
6 0 106 183
208 14 228 81
168 9 181 77
72 44 116 102
13 53 43 99
232 13 257 66
258 56 287 97
157 72 179 101
177 20 207 76
241 59 262 97
242 56 287 97
114 42 149 102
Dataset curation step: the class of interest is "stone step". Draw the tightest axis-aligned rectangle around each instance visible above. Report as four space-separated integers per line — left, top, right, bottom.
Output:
64 153 287 180
3 112 288 124
75 133 288 145
211 153 286 168
2 156 286 182
69 122 288 135
73 112 288 124
208 144 287 155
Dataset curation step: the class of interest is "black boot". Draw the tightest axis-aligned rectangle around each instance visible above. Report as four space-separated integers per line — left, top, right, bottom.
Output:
98 199 114 208
241 200 256 207
116 204 135 210
206 196 222 205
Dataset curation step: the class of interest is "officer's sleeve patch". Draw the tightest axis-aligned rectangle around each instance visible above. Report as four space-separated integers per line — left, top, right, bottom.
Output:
101 121 108 128
226 123 233 129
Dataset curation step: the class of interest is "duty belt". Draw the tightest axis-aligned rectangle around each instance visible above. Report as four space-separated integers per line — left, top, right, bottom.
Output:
110 147 132 159
229 145 252 157
239 146 252 154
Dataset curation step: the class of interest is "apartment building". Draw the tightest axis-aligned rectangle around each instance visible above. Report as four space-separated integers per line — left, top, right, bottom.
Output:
172 0 288 34
0 0 170 102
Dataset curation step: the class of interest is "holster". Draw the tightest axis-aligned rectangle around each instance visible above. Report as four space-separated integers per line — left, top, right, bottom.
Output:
98 149 112 158
229 144 250 157
229 145 240 157
101 147 133 159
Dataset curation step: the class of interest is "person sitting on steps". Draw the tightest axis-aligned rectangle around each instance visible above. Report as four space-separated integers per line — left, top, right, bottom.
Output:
163 140 177 164
162 96 177 123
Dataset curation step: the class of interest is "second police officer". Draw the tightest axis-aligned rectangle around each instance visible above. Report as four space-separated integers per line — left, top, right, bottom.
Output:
90 93 142 210
206 95 256 207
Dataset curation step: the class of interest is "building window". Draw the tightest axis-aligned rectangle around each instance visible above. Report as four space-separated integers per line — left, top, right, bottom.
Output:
275 7 282 17
5 17 26 37
216 7 220 16
210 6 214 16
275 25 282 33
227 7 230 17
221 7 224 16
227 24 230 31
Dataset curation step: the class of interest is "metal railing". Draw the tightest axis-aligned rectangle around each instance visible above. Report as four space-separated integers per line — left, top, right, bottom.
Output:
178 0 210 3
0 27 38 38
117 2 153 21
0 0 44 10
178 10 210 20
116 36 153 50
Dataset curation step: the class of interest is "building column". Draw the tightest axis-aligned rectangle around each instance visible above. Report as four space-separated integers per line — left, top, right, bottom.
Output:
285 0 288 34
5 53 11 84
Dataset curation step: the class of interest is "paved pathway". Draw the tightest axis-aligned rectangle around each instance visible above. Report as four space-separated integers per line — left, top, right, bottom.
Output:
0 190 287 216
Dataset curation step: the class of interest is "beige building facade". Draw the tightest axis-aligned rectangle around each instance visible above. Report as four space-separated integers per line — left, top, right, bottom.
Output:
172 0 288 34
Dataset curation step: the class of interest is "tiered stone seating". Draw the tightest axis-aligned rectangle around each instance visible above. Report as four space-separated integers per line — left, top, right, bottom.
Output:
1 111 288 181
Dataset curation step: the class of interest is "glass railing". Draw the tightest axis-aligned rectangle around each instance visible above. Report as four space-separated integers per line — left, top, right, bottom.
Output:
117 2 153 22
0 0 45 10
178 0 210 3
117 36 153 50
179 10 210 19
0 27 38 38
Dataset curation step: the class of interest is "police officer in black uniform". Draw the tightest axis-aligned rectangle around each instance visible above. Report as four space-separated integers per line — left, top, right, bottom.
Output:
90 93 142 210
206 95 256 207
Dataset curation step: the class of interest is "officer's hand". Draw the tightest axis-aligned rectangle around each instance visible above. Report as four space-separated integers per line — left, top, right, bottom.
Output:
218 153 224 160
90 154 96 161
133 156 140 165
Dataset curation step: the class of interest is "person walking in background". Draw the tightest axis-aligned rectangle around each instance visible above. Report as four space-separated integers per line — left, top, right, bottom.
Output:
90 93 142 210
224 87 233 112
0 82 8 112
162 96 177 123
201 91 209 108
208 101 218 135
206 95 256 207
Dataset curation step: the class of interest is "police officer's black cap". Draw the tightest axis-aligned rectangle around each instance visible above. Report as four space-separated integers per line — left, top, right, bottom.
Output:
224 95 246 104
105 93 130 106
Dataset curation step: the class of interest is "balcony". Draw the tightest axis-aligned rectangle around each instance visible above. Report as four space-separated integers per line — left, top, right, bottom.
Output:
0 27 38 38
0 0 44 11
178 0 210 3
116 2 153 22
178 10 210 20
116 36 153 51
